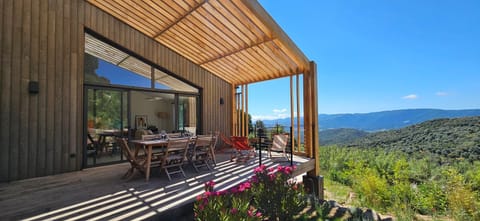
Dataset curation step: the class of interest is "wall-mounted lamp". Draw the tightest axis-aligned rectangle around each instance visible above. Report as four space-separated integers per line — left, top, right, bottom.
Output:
220 97 224 105
28 81 39 94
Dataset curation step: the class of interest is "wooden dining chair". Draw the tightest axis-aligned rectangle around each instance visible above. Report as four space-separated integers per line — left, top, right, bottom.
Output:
191 136 214 172
210 131 220 166
160 138 190 181
87 133 99 156
117 137 146 180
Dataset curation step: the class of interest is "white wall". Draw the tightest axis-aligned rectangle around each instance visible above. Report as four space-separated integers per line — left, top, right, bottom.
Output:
130 91 175 132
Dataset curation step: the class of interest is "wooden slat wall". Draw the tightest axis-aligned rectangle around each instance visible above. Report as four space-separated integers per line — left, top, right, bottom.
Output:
0 0 232 182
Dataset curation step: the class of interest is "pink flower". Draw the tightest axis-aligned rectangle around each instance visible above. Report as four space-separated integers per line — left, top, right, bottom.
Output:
268 167 275 173
196 195 203 201
238 182 251 192
269 173 276 181
284 166 293 175
230 208 238 214
204 191 212 197
238 186 245 192
254 164 266 173
247 209 253 217
256 211 262 217
277 165 284 172
205 180 215 192
205 180 215 187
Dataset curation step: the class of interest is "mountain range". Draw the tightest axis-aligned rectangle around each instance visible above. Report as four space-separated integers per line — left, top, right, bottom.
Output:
262 108 480 131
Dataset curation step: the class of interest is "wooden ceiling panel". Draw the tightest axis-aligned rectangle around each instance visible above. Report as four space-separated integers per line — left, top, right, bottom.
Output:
116 0 166 30
258 42 294 73
202 62 238 83
236 47 278 77
89 0 158 36
176 16 231 55
87 0 310 85
234 50 273 78
216 0 267 42
157 31 208 64
202 3 255 45
189 9 239 51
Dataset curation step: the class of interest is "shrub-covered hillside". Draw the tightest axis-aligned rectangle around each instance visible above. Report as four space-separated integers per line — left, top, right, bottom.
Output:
345 116 480 161
320 128 369 146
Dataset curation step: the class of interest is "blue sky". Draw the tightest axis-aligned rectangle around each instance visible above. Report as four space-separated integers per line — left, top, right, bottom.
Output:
250 0 480 120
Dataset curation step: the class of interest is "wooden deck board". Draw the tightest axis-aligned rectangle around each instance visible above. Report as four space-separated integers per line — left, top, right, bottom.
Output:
0 152 310 220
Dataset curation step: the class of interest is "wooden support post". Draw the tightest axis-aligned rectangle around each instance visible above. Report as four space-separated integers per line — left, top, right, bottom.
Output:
245 84 249 136
303 70 312 157
289 75 294 153
296 73 301 153
232 84 237 136
307 61 320 177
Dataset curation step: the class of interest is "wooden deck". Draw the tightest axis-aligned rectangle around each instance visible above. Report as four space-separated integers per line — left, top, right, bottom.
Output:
0 152 310 220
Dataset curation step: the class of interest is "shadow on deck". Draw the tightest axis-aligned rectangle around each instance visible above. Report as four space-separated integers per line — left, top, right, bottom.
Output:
0 152 311 220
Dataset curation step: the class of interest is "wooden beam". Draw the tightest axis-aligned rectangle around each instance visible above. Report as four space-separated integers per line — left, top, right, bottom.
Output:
198 39 272 65
233 68 303 85
236 0 310 70
291 158 315 178
152 0 208 39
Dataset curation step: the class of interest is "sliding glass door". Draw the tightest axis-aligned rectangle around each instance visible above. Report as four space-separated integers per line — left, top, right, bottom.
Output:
84 86 128 167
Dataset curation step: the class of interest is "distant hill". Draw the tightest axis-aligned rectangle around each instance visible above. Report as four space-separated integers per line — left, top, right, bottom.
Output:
262 109 480 131
319 109 480 131
344 116 480 161
320 128 369 146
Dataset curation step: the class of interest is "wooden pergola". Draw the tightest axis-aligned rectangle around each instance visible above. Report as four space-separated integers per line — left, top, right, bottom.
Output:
87 0 319 176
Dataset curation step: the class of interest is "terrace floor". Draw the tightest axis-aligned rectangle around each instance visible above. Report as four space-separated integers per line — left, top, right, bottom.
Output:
0 151 311 220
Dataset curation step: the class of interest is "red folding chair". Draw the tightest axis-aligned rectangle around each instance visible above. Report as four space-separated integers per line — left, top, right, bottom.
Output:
230 136 256 162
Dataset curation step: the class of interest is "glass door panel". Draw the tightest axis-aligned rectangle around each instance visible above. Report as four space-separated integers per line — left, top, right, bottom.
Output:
85 87 127 167
178 95 198 136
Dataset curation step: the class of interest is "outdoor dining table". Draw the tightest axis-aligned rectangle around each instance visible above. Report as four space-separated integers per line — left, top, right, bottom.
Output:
129 137 196 181
129 139 169 181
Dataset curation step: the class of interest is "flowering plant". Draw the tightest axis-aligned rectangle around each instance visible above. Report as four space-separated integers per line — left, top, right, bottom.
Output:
194 164 304 221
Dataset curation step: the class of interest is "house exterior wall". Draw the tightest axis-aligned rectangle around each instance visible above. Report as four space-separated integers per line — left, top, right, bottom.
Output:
0 0 232 182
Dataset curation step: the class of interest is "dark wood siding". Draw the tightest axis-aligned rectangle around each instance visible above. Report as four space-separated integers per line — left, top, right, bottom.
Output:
0 0 232 182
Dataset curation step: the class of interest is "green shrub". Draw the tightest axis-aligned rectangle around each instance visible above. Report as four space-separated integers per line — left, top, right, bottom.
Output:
443 169 480 221
320 145 480 219
194 165 304 221
413 181 447 215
